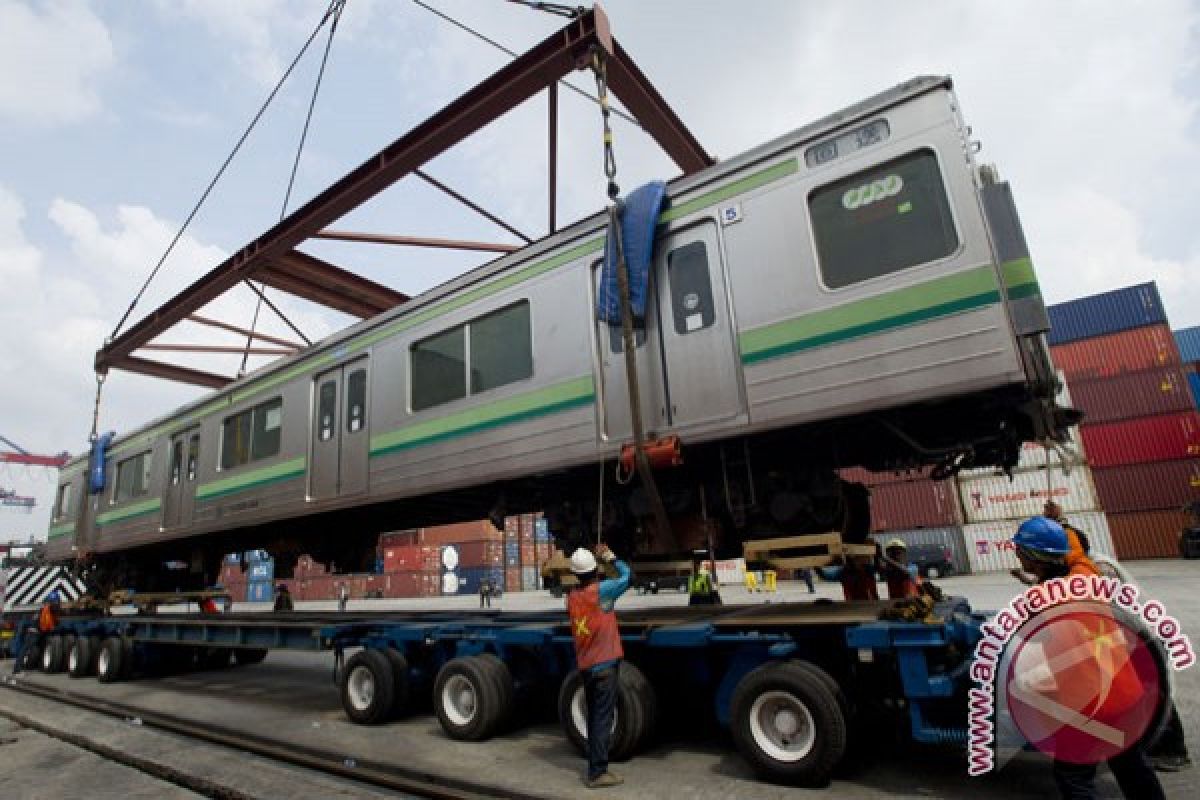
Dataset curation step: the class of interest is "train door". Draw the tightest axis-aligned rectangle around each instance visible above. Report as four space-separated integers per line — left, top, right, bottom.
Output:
310 359 370 501
163 427 200 528
596 220 743 439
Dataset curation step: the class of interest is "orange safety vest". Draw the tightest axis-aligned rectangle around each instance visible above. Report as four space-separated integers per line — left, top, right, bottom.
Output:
566 583 624 670
886 569 921 600
1064 526 1099 576
841 567 879 601
38 605 58 633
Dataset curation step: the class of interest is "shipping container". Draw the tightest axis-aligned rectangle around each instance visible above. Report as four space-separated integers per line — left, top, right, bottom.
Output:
1047 282 1167 346
956 466 1099 524
869 526 971 575
1189 367 1200 409
1107 510 1189 560
504 541 520 567
1079 411 1200 467
964 511 1114 573
519 542 536 565
1050 323 1180 381
868 479 962 532
382 545 441 574
505 566 521 593
420 521 502 545
1067 367 1194 425
452 539 504 568
839 466 938 488
521 565 540 591
382 570 440 598
246 581 273 603
247 560 274 582
1175 327 1200 364
520 514 536 540
442 566 505 595
378 530 418 549
1090 461 1200 513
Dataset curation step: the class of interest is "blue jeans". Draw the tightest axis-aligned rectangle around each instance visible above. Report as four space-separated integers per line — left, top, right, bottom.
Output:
584 663 619 780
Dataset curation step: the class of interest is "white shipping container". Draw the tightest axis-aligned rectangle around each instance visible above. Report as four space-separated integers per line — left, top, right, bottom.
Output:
521 566 539 591
715 558 746 586
957 465 1099 523
965 511 1114 573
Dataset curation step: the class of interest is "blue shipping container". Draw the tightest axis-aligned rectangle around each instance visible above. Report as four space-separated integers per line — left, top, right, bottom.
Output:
453 566 505 595
247 561 274 581
1047 282 1166 345
246 581 273 603
1188 371 1200 410
1175 327 1200 364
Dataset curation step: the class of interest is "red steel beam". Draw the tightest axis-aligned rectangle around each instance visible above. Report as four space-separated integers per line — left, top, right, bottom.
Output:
0 452 69 468
270 250 408 311
112 355 234 389
313 230 520 254
96 6 709 376
141 343 295 356
186 314 302 349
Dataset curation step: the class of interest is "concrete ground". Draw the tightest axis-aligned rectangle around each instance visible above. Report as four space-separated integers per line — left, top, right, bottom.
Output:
2 561 1197 799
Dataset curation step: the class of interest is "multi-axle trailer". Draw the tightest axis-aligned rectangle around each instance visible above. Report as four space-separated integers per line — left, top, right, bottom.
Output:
7 598 983 786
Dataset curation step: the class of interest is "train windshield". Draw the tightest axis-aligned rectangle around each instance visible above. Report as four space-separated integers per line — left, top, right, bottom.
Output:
810 149 958 289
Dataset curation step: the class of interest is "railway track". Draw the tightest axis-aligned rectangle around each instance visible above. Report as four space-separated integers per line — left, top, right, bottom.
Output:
1 674 551 800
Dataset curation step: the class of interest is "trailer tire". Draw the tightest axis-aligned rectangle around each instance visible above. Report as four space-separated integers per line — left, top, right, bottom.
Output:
340 649 395 725
434 655 504 740
731 660 847 786
20 639 42 672
557 663 654 761
234 648 268 666
121 637 136 679
41 635 66 673
476 653 516 732
381 648 411 719
96 637 127 683
67 636 97 678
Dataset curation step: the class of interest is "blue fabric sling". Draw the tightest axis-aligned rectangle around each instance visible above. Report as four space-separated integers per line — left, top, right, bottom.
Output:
596 181 667 326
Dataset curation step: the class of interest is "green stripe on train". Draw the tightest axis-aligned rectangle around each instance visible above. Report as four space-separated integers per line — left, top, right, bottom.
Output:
1001 257 1042 300
371 376 595 457
196 457 307 501
96 497 161 527
739 265 1003 365
48 522 74 539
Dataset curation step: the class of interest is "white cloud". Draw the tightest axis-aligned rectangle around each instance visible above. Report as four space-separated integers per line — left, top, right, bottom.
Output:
0 1 115 125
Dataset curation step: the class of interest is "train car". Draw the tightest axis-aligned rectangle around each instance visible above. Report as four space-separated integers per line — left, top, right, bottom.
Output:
46 76 1065 591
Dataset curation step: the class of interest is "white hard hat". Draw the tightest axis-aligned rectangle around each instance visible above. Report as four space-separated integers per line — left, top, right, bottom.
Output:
569 548 598 574
886 538 907 550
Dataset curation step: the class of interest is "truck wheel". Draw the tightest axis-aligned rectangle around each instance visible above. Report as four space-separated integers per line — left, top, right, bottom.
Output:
41 635 65 673
476 653 516 732
67 636 97 678
234 648 268 666
434 655 504 740
340 649 395 725
557 663 654 761
731 660 847 786
21 640 42 672
382 648 411 719
96 637 127 683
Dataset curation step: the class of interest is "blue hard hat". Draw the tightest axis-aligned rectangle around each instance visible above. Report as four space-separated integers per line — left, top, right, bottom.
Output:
46 591 61 603
1013 516 1070 556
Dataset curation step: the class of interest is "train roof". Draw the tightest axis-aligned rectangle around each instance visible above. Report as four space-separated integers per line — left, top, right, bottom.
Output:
65 75 954 472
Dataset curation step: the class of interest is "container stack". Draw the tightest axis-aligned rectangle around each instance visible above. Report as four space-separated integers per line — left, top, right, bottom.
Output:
838 467 972 574
1174 326 1200 410
218 550 274 602
1048 283 1200 560
420 520 505 597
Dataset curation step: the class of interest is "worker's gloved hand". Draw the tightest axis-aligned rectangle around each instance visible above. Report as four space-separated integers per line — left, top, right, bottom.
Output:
596 543 617 563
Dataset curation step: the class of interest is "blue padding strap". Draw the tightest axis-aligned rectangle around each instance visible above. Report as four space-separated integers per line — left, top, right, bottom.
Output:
596 181 667 325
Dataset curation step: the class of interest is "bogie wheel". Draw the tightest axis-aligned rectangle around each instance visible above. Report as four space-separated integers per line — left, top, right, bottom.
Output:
96 637 127 684
339 649 395 725
475 653 516 733
557 662 656 762
730 660 847 786
434 655 504 741
234 648 268 666
41 636 65 673
20 640 42 672
67 636 98 678
381 648 412 719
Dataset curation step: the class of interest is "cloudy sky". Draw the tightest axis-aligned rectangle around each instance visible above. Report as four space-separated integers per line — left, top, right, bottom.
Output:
1 0 1197 541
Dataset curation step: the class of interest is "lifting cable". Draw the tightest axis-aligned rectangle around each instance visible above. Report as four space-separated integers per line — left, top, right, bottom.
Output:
591 49 675 551
239 0 347 376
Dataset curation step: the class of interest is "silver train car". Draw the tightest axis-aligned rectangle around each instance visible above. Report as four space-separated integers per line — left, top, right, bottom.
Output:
46 76 1066 590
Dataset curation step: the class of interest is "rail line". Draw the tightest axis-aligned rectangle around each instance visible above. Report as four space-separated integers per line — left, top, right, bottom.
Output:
1 674 551 800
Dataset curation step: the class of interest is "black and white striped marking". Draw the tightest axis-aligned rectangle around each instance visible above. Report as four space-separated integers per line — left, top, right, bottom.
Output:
1 566 87 612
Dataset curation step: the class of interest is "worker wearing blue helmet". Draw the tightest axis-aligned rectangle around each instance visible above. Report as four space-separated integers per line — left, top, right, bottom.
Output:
1012 516 1097 581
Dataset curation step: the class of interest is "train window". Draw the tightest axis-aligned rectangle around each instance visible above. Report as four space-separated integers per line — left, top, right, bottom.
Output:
187 434 199 481
169 440 183 486
54 483 72 519
470 302 532 394
114 451 152 502
347 369 367 433
810 149 959 289
667 241 715 334
412 327 466 411
221 397 282 469
318 380 337 441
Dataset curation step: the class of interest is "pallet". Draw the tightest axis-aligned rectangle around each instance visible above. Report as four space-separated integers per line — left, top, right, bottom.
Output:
742 533 876 570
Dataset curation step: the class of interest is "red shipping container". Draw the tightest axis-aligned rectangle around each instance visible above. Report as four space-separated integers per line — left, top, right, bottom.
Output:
519 542 536 564
1069 367 1194 425
1091 461 1200 513
378 530 418 548
869 479 961 532
1050 323 1180 381
1107 510 1187 560
840 466 938 487
383 545 441 573
1079 411 1200 467
505 566 521 592
384 571 440 598
420 520 501 545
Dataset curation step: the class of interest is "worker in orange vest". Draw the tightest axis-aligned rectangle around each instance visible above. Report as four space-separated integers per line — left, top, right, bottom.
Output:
881 539 922 599
1011 517 1164 799
38 591 61 633
566 542 631 789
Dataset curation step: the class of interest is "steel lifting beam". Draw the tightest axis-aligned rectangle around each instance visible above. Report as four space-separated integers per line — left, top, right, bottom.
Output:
95 6 711 377
115 355 234 390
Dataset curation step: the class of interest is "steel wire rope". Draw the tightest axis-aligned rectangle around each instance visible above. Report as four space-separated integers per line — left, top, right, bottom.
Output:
411 0 641 127
108 0 346 345
239 0 347 377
